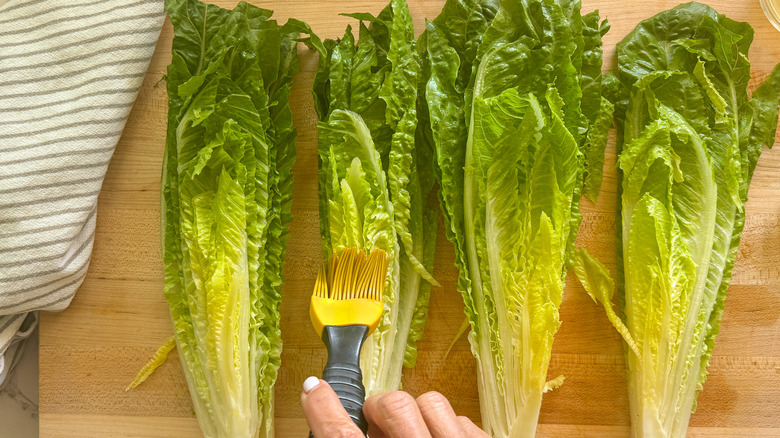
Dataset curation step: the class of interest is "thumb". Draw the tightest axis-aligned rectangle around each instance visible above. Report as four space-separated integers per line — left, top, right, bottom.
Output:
301 376 364 438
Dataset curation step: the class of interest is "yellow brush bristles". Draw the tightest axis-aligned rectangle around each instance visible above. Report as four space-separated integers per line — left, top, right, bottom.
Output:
314 247 387 301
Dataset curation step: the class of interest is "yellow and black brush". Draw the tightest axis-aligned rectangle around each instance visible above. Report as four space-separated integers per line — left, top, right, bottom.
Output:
309 247 387 435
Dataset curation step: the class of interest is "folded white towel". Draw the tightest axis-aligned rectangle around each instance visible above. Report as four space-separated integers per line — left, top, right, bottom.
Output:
0 0 164 384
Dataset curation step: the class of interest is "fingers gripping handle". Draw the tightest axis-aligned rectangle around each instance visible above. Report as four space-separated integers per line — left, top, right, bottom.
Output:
309 325 369 438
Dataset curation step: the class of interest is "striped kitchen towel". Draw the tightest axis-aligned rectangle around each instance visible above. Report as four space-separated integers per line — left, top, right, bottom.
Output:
0 0 164 384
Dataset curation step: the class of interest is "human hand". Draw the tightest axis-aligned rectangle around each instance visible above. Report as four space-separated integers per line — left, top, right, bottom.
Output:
301 376 489 438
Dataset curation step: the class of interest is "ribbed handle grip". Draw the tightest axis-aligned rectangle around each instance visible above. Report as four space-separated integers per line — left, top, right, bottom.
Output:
323 360 367 431
308 325 369 438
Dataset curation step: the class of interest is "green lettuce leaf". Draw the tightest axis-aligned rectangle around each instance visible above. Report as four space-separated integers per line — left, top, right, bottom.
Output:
423 0 499 356
312 0 439 394
423 0 610 435
574 4 780 437
580 12 614 202
163 1 308 436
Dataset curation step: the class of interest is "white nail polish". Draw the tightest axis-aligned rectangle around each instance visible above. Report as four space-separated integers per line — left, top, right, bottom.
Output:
303 376 320 393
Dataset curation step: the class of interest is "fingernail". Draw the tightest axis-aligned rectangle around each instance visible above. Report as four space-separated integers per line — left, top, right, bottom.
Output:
303 376 320 393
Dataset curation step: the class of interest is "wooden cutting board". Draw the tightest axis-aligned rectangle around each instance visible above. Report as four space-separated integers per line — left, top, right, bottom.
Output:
38 1 780 436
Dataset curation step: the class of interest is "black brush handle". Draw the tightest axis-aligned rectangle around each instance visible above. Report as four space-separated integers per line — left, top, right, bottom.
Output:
308 325 369 438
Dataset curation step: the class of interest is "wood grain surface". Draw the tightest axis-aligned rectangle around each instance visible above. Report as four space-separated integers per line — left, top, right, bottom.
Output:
39 0 780 436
